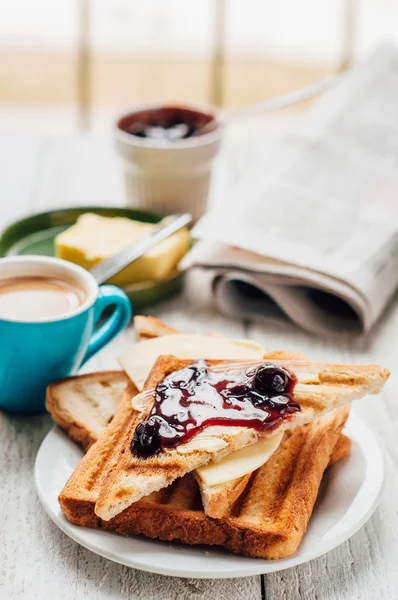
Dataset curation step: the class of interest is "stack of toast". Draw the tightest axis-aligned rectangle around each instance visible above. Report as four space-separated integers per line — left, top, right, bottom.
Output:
47 316 389 559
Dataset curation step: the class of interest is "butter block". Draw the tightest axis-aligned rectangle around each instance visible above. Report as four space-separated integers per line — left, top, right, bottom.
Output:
55 213 190 286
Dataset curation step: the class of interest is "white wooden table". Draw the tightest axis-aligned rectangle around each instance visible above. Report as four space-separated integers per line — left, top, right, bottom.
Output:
0 130 397 600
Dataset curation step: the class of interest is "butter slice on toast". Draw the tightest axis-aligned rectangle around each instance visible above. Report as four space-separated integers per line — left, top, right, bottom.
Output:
94 354 388 521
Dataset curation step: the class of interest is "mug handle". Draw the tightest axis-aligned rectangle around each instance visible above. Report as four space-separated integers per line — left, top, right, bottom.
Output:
81 285 132 366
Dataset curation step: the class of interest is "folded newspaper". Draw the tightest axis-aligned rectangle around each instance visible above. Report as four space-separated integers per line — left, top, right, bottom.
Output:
182 44 398 337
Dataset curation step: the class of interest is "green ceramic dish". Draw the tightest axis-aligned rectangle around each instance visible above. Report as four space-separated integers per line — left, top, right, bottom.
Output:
0 206 185 309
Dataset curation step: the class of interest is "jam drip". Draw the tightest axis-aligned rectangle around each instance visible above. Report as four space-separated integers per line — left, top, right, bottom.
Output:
131 360 299 458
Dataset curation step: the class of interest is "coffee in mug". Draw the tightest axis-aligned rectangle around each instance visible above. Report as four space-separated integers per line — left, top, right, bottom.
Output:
0 275 86 322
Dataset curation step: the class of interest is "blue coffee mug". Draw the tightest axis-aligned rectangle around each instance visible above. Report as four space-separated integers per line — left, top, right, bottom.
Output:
0 256 132 413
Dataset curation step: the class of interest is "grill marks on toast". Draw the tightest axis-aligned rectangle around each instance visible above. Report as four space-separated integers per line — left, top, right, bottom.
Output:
59 397 350 558
61 384 138 502
237 410 344 527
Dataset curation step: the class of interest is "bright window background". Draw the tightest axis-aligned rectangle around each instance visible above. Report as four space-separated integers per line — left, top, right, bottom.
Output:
0 0 397 133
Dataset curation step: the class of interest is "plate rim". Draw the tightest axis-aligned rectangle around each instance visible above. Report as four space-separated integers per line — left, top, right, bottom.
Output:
34 413 384 579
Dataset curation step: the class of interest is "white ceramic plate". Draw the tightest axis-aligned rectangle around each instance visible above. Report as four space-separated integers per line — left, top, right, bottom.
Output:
35 414 384 579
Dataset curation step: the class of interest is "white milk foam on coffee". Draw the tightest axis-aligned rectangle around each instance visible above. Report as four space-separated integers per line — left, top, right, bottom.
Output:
0 276 86 322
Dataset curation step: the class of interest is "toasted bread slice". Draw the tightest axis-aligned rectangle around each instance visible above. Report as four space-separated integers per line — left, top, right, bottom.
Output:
59 386 350 559
45 370 350 467
134 317 350 494
46 371 129 451
134 317 317 518
44 361 352 520
94 354 388 521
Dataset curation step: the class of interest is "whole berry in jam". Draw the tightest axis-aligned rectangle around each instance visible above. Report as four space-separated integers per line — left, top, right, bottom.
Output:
131 416 161 457
253 364 291 395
